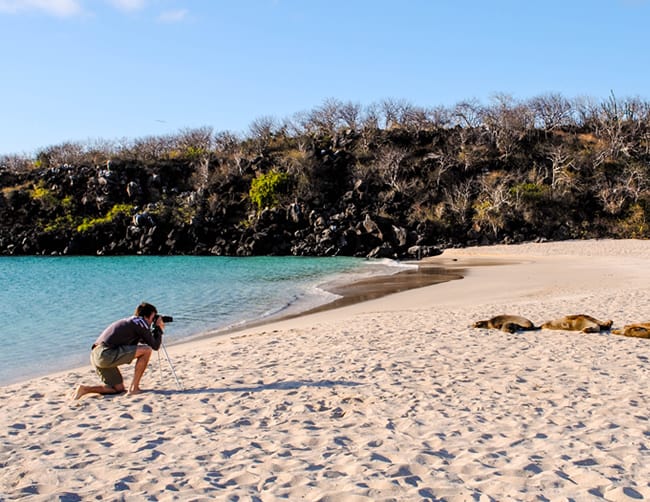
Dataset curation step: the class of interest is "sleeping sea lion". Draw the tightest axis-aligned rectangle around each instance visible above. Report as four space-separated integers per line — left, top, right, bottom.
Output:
472 315 538 334
612 322 650 339
541 314 613 333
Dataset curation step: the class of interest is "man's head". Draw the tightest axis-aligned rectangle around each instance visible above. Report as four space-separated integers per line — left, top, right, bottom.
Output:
135 302 157 320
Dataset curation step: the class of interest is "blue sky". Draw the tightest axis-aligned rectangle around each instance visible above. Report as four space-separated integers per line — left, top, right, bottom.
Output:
1 0 648 156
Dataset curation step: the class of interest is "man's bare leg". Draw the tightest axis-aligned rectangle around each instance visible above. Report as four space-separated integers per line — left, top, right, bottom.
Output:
128 346 152 395
73 383 125 400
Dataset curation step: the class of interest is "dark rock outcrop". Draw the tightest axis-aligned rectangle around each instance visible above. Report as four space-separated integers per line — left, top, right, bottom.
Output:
0 158 443 259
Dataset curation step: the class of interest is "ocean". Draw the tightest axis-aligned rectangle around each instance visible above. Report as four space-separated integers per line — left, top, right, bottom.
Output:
0 255 406 386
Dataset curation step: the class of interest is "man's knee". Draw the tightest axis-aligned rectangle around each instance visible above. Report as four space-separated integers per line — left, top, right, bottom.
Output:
135 345 152 356
135 346 152 361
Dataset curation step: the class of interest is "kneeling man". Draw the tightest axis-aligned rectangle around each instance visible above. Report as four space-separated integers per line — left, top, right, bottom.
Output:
73 302 165 399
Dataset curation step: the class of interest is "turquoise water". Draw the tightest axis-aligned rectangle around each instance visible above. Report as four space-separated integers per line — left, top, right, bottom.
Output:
0 256 397 385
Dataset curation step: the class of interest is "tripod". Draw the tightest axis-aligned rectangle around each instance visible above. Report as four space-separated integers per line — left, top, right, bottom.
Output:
158 340 184 390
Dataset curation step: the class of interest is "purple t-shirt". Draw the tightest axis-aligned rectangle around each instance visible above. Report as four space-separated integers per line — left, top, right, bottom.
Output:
93 316 161 350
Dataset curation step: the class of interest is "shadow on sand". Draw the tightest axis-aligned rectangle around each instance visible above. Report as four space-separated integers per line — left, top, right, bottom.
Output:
149 379 362 396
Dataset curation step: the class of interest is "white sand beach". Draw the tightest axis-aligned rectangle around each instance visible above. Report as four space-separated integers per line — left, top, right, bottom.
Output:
1 239 650 501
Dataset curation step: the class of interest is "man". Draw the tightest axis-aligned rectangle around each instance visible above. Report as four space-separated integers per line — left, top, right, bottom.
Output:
73 302 165 399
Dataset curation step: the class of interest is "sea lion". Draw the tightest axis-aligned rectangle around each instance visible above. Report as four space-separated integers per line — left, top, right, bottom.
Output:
541 314 613 333
472 315 538 334
612 322 650 339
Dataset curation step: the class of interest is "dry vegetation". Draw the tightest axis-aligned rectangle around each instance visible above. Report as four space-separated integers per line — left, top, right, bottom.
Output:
1 92 649 255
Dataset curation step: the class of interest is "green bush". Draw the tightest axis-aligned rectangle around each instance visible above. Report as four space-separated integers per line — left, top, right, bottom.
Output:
44 214 78 233
185 146 207 160
40 195 76 232
31 183 59 208
77 204 135 233
249 170 290 210
510 182 547 202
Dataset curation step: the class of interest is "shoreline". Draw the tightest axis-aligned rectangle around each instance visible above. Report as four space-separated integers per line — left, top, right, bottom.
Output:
0 254 517 387
188 255 522 344
3 239 650 500
188 261 469 342
0 257 460 388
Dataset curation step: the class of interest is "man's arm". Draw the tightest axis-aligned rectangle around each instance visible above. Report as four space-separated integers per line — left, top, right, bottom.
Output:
149 323 163 350
133 317 163 350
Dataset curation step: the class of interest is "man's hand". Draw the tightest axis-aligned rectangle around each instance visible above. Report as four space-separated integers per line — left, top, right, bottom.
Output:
155 316 165 332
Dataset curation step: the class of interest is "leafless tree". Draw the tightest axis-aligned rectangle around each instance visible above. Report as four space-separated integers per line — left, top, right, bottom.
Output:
83 138 119 166
472 172 515 236
442 178 475 225
425 149 457 187
280 115 313 157
572 95 600 129
596 161 650 215
375 145 411 192
378 98 418 129
310 98 343 133
248 115 279 154
596 181 628 215
284 111 311 137
361 103 381 131
620 96 650 124
401 105 441 131
177 126 213 152
621 162 650 202
212 131 248 177
546 144 576 193
455 128 491 171
338 100 362 131
356 103 382 154
528 93 573 132
214 131 241 154
36 141 88 167
129 134 175 162
299 98 364 135
603 95 650 157
174 127 214 191
0 154 33 172
482 93 535 160
596 91 627 159
451 99 484 128
427 105 452 128
379 98 402 129
622 97 650 155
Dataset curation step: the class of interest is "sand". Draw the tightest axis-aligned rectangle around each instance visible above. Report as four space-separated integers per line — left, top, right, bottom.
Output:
1 239 649 501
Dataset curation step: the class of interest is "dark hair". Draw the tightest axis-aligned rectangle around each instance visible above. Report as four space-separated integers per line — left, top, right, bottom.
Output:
135 302 157 318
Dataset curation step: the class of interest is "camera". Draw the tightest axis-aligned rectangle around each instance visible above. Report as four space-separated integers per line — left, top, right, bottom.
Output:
154 315 174 323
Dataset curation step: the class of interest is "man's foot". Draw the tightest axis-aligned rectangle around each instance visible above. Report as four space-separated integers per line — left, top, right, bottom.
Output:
127 387 142 396
71 385 87 400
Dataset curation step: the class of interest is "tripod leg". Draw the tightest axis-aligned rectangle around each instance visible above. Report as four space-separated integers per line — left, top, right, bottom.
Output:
157 350 164 383
161 342 183 390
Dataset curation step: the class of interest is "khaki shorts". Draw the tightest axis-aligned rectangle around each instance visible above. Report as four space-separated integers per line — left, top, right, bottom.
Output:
91 344 137 387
